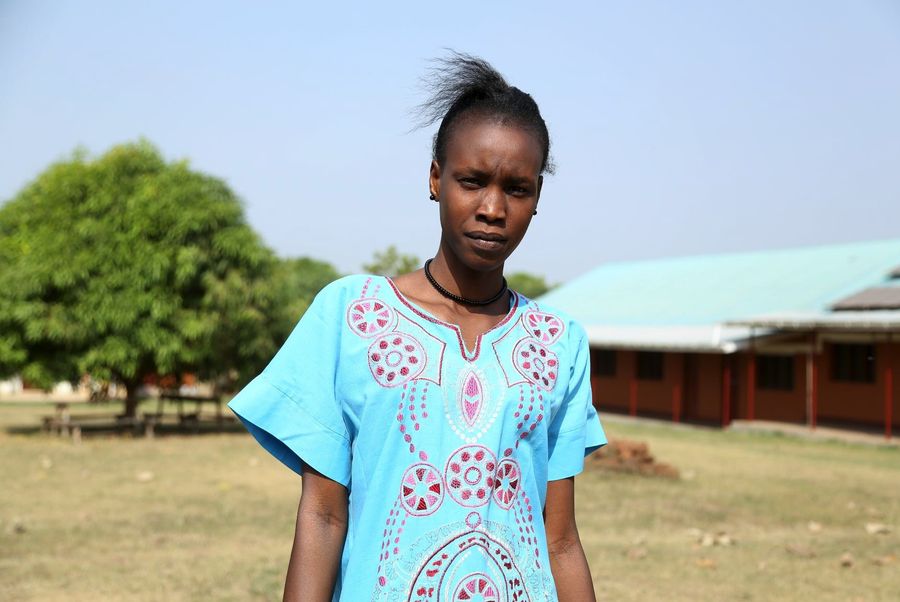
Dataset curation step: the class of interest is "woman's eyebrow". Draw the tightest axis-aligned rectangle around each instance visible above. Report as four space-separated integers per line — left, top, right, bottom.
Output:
503 175 535 186
453 167 491 178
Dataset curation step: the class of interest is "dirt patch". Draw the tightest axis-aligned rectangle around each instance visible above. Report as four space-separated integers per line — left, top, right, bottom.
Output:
589 438 680 479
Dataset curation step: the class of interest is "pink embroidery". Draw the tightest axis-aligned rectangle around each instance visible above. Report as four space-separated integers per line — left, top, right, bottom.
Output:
512 338 558 391
490 316 532 389
465 511 482 530
444 366 500 443
492 459 521 509
396 313 446 386
397 382 432 456
459 370 483 427
376 498 408 583
368 332 426 387
523 310 565 345
406 530 530 602
385 277 521 361
347 297 398 338
401 463 444 516
512 488 541 569
451 573 499 602
512 384 545 449
444 445 497 508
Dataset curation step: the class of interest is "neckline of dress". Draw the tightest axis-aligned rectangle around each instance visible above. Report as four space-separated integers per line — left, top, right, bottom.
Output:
383 275 521 361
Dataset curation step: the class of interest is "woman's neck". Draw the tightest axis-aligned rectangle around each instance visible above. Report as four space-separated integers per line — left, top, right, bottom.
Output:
428 247 505 303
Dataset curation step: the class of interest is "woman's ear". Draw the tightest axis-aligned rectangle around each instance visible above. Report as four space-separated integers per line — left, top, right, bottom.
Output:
535 174 543 207
429 160 441 200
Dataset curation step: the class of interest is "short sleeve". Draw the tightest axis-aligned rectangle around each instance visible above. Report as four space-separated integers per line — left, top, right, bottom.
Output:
547 323 607 481
227 281 352 487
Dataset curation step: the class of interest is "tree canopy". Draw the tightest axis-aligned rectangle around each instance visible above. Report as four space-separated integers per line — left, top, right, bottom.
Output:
362 245 420 277
273 256 341 336
0 141 286 414
507 272 553 299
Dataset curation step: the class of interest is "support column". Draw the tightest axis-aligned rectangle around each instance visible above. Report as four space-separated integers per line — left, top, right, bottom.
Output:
722 356 732 427
629 378 638 417
805 334 819 430
886 341 894 440
747 352 756 421
672 383 682 423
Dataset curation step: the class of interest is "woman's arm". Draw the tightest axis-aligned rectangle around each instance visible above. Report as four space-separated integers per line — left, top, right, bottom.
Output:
283 462 349 602
544 477 597 602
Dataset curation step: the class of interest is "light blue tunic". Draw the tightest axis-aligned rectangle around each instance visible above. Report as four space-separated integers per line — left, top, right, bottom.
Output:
228 274 606 601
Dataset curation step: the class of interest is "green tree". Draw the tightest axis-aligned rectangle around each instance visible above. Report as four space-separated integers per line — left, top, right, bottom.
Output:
0 141 284 416
273 256 341 335
507 272 553 299
362 245 420 277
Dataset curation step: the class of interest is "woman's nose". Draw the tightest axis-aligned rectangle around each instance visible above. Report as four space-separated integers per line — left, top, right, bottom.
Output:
477 187 507 222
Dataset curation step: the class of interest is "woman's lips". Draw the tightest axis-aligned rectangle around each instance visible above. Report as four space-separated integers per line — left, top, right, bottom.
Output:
465 232 506 252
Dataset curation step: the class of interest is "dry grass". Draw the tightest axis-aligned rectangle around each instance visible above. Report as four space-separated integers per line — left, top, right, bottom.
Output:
1 403 897 601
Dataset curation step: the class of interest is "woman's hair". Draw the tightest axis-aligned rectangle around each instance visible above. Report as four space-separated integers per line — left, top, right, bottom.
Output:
415 51 554 175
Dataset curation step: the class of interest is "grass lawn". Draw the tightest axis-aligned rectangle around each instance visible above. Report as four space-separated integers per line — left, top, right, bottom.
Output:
0 402 897 601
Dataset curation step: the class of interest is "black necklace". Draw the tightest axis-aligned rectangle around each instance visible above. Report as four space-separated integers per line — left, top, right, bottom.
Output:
423 258 508 307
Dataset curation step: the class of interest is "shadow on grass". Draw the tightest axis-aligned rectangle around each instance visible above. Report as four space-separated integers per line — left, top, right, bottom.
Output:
5 419 247 439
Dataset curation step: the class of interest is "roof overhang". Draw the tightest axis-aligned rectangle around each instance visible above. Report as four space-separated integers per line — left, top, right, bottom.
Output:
726 311 900 331
584 324 776 354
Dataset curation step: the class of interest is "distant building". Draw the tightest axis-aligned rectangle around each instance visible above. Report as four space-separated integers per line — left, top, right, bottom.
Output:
540 239 900 438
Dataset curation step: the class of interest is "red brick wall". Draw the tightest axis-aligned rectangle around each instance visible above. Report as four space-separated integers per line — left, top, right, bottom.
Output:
681 353 724 423
733 354 807 424
590 349 630 412
589 341 900 433
590 351 684 418
817 341 900 429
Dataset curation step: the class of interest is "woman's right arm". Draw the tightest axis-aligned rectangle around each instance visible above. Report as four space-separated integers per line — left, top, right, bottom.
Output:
283 463 349 602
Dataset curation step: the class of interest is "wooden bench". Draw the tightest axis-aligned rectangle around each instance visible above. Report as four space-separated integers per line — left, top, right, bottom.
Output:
42 413 153 441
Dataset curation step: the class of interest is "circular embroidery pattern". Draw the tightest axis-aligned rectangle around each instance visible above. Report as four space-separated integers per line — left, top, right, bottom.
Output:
347 298 397 338
452 573 500 602
445 445 497 507
401 463 444 516
368 333 425 387
512 338 559 391
493 459 521 509
523 311 564 345
465 511 482 530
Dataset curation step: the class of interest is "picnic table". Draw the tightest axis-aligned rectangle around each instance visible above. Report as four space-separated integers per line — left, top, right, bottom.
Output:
155 391 226 424
41 401 151 441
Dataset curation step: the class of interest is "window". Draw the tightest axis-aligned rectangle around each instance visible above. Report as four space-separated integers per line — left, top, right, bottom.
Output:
636 351 664 380
831 343 876 383
591 349 616 377
756 355 794 391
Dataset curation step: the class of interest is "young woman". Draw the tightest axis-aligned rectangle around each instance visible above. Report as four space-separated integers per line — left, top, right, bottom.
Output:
229 52 606 602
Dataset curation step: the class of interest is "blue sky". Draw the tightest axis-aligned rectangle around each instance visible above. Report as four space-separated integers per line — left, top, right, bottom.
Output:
2 1 898 281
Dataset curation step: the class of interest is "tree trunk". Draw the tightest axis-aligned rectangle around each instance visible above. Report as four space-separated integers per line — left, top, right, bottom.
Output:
123 381 141 418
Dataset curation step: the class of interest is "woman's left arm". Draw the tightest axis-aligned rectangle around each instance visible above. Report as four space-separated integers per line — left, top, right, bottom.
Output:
544 477 597 601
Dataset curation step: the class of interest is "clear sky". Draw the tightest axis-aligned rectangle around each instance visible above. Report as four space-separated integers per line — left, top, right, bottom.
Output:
2 1 898 282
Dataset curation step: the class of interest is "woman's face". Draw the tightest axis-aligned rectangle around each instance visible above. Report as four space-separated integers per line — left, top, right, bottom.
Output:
430 117 544 273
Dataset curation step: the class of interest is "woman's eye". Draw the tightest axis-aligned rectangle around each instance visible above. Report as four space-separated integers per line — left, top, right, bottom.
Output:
459 178 481 188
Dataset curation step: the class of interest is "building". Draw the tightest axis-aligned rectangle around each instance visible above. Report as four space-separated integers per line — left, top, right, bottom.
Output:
539 239 900 438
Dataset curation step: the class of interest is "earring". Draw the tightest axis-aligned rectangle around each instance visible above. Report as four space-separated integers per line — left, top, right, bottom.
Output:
429 193 436 201
532 210 538 215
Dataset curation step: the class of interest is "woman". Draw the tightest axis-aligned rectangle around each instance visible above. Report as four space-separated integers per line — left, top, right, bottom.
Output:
229 52 606 601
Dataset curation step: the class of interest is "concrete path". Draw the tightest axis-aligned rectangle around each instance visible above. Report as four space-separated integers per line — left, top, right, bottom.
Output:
599 412 897 447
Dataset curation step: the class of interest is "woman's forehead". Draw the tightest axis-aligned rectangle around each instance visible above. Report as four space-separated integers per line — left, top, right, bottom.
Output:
443 118 543 175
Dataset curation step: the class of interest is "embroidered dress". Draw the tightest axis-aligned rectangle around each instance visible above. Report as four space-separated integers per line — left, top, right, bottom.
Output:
228 274 606 601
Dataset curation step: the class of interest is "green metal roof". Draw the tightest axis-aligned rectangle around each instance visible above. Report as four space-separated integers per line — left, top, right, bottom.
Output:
540 238 900 329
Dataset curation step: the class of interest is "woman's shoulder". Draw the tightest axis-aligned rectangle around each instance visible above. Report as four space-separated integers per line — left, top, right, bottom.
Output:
312 273 387 302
